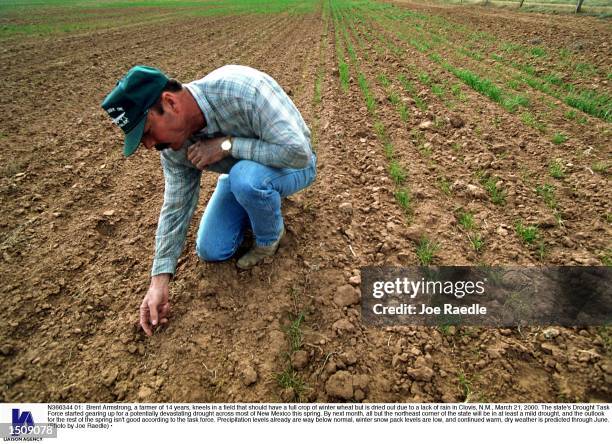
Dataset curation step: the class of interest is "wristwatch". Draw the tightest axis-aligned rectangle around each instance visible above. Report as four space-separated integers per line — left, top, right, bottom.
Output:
221 137 232 153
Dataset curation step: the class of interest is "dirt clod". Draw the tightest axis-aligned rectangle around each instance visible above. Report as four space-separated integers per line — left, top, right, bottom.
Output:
291 350 309 370
334 284 361 307
325 370 354 400
242 366 258 386
406 366 434 382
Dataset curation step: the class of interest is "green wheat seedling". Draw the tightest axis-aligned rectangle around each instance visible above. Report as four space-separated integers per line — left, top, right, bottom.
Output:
451 83 466 101
371 119 395 160
544 73 562 86
564 90 611 122
438 177 451 195
276 365 306 401
445 64 529 113
383 141 394 159
386 89 409 122
459 47 483 61
503 57 610 122
334 16 350 93
314 72 323 105
398 103 409 122
458 211 476 231
548 160 565 179
388 91 400 105
377 73 391 88
502 94 529 113
456 210 484 252
521 112 546 132
338 61 349 92
458 371 473 402
344 38 358 65
431 84 444 97
564 109 577 120
394 188 412 216
373 122 392 151
502 42 520 53
535 184 557 209
537 240 547 261
481 176 506 205
591 162 609 174
398 74 427 110
551 133 568 145
438 323 453 336
574 62 597 76
358 73 376 114
416 237 439 266
429 53 443 63
389 160 407 185
286 312 305 352
507 79 521 90
468 233 485 253
418 71 433 86
515 221 539 245
410 128 424 144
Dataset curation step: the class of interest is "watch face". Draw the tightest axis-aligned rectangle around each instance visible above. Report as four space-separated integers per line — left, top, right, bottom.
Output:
221 140 231 151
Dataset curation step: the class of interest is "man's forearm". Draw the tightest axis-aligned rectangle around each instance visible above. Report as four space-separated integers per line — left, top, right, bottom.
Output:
231 137 312 169
151 150 202 277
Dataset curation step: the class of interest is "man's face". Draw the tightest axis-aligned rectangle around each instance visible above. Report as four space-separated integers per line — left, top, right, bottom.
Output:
140 94 190 151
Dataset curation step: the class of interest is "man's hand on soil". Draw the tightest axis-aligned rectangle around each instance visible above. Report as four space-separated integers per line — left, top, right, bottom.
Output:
187 137 230 170
140 274 171 336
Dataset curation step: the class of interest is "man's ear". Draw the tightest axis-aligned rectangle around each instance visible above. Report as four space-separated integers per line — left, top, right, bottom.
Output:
161 91 180 113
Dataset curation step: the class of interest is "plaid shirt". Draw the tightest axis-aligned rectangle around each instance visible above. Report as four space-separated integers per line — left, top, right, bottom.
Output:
151 65 312 276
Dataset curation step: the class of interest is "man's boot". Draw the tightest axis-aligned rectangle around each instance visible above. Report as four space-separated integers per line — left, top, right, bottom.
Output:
237 227 285 270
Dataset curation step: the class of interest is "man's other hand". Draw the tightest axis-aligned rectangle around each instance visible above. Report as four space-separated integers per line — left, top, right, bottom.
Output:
140 274 171 336
187 137 230 170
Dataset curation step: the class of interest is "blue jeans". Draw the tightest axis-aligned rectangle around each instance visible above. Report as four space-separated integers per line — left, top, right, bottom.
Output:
195 153 317 261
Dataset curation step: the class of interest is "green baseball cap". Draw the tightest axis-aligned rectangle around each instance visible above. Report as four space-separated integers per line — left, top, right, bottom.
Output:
101 65 169 156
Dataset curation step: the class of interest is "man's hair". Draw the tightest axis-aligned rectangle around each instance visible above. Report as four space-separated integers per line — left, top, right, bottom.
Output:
150 78 183 114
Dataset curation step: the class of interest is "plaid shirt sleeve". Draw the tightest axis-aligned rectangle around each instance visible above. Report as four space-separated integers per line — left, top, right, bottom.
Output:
230 78 312 169
151 150 202 276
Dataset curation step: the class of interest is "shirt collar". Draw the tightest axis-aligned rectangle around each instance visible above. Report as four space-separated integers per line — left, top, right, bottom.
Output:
184 82 220 137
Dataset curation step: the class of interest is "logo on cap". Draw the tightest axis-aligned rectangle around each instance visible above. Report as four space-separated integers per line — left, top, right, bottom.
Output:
108 107 129 128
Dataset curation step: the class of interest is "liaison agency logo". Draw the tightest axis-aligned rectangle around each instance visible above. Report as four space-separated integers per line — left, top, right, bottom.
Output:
0 406 57 441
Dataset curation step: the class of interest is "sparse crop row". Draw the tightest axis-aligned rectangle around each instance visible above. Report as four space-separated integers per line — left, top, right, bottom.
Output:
331 0 609 264
369 2 611 123
335 1 491 262
332 2 410 209
348 0 611 181
333 1 587 262
330 1 459 263
376 3 611 114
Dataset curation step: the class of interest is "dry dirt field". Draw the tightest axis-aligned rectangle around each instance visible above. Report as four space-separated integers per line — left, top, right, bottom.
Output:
0 0 610 403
